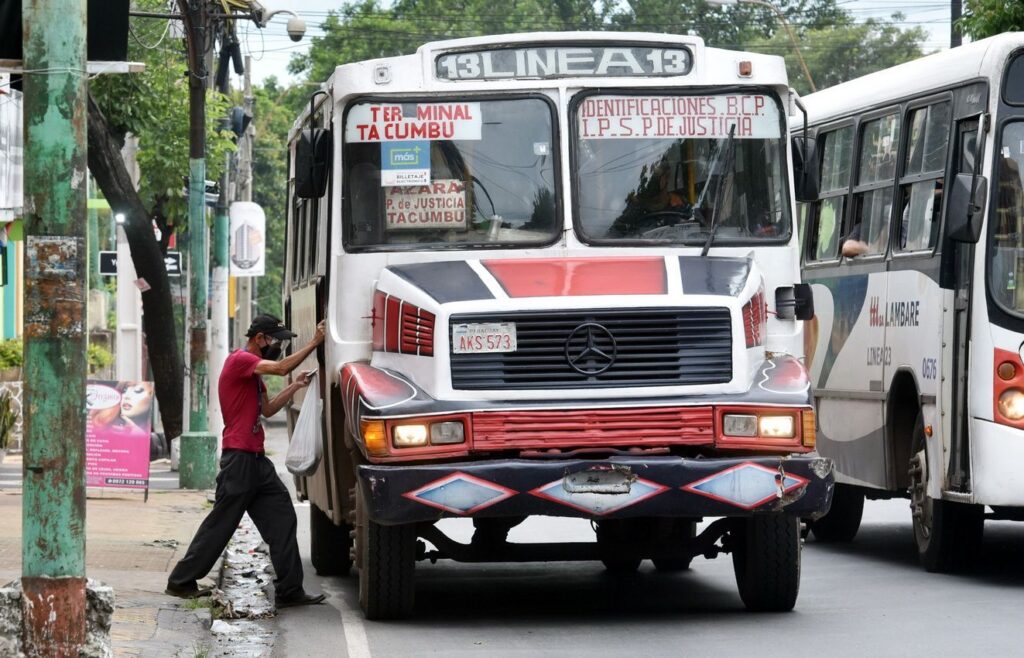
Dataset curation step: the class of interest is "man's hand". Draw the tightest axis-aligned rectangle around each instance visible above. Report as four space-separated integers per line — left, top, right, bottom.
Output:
314 320 326 345
298 369 316 388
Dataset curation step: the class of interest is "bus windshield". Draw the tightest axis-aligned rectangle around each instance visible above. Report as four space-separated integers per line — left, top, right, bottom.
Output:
574 92 790 244
342 97 558 250
991 121 1024 314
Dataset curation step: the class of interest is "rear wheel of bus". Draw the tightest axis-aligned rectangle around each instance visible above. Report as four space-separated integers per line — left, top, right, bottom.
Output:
355 485 417 619
908 412 983 573
732 514 800 612
808 484 864 543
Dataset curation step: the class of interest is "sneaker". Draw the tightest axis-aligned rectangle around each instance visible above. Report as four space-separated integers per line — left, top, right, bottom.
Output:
275 590 326 608
164 581 213 599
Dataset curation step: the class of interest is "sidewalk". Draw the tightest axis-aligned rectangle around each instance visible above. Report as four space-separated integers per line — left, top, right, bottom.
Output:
0 473 219 657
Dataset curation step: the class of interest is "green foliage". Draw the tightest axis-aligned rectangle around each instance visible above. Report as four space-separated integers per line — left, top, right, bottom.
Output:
0 339 22 369
0 389 14 450
90 0 236 229
87 343 114 373
286 1 925 99
747 16 927 95
251 77 295 319
959 0 1024 39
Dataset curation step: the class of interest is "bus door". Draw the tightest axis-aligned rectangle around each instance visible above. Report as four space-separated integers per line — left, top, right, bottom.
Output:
944 87 987 491
884 98 952 487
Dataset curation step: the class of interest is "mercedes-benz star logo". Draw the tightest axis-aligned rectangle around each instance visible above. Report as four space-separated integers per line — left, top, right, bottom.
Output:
564 323 617 375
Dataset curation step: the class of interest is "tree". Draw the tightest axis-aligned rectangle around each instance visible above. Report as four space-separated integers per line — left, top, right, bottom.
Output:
250 77 296 319
88 3 234 440
960 0 1024 39
288 0 610 82
746 15 927 95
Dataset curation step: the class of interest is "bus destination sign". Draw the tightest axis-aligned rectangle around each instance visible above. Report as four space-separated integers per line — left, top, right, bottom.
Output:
435 46 692 81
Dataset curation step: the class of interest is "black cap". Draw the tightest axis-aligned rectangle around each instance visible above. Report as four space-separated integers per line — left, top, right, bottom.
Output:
247 314 297 341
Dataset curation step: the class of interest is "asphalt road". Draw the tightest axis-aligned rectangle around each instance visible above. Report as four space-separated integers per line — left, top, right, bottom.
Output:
262 424 1024 657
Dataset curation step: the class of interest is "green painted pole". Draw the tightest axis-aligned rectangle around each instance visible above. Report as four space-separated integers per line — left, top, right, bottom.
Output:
179 0 216 488
21 0 88 654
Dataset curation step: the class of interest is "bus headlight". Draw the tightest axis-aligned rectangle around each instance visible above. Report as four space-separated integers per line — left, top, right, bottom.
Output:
393 424 429 447
998 388 1024 421
723 414 757 437
758 415 795 438
430 421 465 445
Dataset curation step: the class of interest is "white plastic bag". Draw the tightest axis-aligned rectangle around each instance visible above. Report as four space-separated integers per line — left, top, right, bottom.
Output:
286 378 323 476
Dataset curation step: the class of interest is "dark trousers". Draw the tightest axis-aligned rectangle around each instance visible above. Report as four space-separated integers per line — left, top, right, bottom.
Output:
168 449 303 598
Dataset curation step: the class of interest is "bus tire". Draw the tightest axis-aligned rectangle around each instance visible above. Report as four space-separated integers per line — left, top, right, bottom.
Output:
310 503 353 576
909 412 984 573
356 487 416 619
808 484 864 543
732 514 801 612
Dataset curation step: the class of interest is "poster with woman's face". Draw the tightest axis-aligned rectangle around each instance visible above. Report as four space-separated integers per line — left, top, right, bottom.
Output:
85 380 154 489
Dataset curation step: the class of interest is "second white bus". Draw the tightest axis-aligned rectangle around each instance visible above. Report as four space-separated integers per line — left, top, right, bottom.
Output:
796 33 1024 571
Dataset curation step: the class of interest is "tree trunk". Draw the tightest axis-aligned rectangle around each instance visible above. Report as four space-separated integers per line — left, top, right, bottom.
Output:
86 93 184 440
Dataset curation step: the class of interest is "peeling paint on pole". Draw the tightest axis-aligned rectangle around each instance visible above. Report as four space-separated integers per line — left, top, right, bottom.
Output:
21 0 89 654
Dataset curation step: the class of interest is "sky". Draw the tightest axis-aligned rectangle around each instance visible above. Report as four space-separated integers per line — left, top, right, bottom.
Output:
242 0 957 86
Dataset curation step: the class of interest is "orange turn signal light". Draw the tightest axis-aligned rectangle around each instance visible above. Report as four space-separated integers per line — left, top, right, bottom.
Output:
801 410 816 448
361 420 388 456
738 60 752 77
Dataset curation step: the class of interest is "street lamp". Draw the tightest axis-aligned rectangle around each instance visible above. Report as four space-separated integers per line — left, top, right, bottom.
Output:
706 0 817 92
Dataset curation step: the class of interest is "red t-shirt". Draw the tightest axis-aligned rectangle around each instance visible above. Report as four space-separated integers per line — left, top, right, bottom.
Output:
219 349 267 452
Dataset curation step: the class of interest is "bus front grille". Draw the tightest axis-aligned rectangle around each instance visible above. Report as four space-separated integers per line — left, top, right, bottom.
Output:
449 308 733 390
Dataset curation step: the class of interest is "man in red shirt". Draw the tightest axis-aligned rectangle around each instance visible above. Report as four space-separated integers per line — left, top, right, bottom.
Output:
166 314 326 608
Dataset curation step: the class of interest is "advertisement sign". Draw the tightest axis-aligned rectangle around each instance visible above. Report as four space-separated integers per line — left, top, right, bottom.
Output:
381 140 430 186
384 179 467 230
229 201 265 277
86 380 153 489
578 94 781 140
345 102 482 143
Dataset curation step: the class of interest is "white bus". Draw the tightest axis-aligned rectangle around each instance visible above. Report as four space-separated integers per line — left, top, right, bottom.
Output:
284 31 831 619
796 33 1024 572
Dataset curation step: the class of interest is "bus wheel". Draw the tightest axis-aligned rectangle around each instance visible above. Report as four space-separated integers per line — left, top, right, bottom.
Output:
595 520 641 574
732 514 801 612
310 503 353 576
808 484 864 543
908 413 984 573
356 487 416 619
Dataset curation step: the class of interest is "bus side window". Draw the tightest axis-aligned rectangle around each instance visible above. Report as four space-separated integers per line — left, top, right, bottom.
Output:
896 102 951 252
845 113 900 258
806 126 852 262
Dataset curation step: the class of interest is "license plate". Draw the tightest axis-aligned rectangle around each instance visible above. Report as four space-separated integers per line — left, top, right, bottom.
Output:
452 322 517 354
563 466 635 494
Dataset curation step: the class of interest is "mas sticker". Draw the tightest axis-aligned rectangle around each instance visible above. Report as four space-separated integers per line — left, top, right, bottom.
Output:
381 140 430 186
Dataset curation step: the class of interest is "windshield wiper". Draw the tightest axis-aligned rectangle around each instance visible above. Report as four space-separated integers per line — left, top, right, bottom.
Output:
701 125 737 257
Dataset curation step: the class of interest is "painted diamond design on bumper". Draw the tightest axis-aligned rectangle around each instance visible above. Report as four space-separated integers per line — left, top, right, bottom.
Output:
682 462 809 510
530 477 668 516
403 472 516 515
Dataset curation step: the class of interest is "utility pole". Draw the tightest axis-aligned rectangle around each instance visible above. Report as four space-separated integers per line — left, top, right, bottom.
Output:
21 0 88 654
235 56 254 336
178 0 217 489
209 149 230 441
950 0 962 48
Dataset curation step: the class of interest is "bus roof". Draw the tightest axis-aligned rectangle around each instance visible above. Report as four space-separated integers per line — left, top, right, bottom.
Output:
799 32 1024 123
309 31 789 114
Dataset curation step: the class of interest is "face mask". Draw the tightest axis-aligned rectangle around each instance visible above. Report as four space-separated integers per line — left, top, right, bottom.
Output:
260 339 282 361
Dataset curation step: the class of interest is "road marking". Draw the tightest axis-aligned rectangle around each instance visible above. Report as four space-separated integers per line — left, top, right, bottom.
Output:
336 588 371 658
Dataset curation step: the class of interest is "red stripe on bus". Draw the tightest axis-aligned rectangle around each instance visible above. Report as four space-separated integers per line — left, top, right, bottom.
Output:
482 257 666 297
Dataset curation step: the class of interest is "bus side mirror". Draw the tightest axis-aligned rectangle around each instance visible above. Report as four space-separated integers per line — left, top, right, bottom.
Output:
946 173 987 243
775 283 815 321
791 136 819 203
296 128 332 199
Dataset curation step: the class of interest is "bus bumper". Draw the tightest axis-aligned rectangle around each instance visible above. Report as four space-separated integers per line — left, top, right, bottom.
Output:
357 454 834 524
